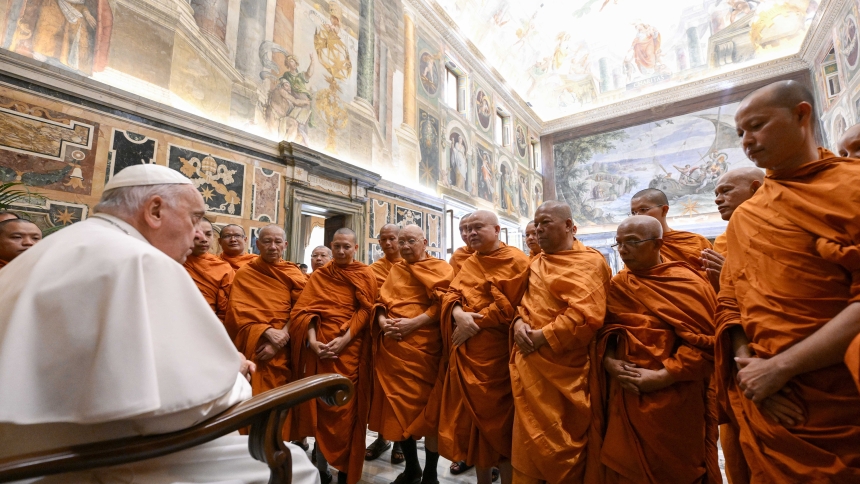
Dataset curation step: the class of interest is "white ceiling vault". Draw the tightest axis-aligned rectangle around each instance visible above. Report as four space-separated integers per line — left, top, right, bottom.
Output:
415 0 829 132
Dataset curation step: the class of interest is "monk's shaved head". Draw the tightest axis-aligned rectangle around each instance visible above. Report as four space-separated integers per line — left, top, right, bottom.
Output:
714 168 765 221
219 224 247 257
0 211 20 223
0 219 42 263
379 223 400 237
220 224 245 237
616 216 663 271
378 223 401 260
631 188 669 207
399 223 428 264
310 245 332 271
533 200 577 254
838 124 860 158
313 245 332 256
458 213 472 244
334 227 357 244
257 225 286 264
191 217 214 256
525 220 540 255
331 227 357 265
735 80 819 171
401 223 425 238
466 210 501 254
538 200 574 220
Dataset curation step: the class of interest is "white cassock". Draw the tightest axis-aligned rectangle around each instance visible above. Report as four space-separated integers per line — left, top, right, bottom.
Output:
0 214 319 484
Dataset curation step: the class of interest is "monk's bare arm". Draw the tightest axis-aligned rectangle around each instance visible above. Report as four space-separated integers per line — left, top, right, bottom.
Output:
662 345 713 382
736 302 860 402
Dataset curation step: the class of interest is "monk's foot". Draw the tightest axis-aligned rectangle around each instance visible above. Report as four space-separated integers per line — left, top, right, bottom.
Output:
365 438 391 461
391 441 405 464
391 472 422 484
491 467 499 482
449 461 473 475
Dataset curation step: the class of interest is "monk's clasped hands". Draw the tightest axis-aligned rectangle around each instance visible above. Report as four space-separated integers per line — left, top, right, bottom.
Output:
734 355 806 427
451 305 482 347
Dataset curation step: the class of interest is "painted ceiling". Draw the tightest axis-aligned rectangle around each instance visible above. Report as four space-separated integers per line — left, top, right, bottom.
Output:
434 0 821 122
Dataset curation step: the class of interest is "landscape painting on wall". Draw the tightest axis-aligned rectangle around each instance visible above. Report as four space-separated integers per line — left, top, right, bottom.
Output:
553 101 755 227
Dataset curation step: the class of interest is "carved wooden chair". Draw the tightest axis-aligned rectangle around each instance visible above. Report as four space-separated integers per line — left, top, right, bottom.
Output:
0 374 352 484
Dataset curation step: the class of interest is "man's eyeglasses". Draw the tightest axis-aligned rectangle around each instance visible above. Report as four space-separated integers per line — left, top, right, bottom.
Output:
629 205 665 216
220 234 245 240
611 238 659 249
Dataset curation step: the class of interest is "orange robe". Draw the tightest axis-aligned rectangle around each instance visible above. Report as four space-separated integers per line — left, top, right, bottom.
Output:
220 252 257 271
183 252 234 322
290 261 378 484
510 240 610 484
225 257 307 439
448 246 473 275
528 248 542 260
370 256 398 287
848 333 860 393
369 256 453 440
716 149 860 482
712 231 749 484
596 261 716 484
661 229 712 276
438 242 530 468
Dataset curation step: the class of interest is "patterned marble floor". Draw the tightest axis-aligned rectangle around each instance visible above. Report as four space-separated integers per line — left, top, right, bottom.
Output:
302 431 729 484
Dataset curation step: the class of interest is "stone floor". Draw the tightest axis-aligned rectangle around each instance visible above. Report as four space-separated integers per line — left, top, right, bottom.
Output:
302 431 730 484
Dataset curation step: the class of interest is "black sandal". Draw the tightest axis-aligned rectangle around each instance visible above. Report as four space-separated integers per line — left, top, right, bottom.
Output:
449 461 473 475
365 438 391 461
391 472 422 484
391 441 405 464
492 467 499 482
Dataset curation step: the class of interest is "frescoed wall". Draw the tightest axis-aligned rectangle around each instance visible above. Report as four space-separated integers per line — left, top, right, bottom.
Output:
434 0 820 121
553 101 756 233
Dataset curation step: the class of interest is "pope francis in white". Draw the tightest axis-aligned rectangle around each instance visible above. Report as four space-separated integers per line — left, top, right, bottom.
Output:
0 164 319 484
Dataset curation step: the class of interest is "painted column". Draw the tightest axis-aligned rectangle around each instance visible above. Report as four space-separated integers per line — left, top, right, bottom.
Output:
356 0 375 102
235 0 267 78
403 13 416 129
225 0 242 60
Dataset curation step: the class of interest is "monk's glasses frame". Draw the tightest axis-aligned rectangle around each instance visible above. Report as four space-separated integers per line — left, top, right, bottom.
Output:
611 238 659 249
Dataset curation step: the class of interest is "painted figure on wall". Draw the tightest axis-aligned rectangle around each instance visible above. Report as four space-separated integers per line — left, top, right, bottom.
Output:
262 47 315 145
518 174 530 217
841 15 859 71
499 162 515 213
420 52 439 96
7 0 113 75
515 124 528 159
418 110 440 188
475 88 492 130
533 183 542 211
629 23 662 76
476 144 494 202
448 131 468 190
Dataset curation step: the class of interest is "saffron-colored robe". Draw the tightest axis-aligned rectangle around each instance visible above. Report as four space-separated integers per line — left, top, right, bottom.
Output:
438 242 530 467
290 261 378 484
716 149 860 482
369 256 453 440
220 252 257 271
596 261 716 484
510 240 610 484
183 253 234 322
712 232 749 484
448 246 474 275
661 230 712 276
225 257 306 439
370 256 398 287
528 248 542 260
848 333 860 393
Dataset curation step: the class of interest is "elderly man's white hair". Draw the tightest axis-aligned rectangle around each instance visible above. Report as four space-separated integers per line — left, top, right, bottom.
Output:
313 245 333 255
93 184 191 219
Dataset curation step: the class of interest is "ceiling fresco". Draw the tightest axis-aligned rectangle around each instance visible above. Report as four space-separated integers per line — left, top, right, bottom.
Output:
435 0 820 121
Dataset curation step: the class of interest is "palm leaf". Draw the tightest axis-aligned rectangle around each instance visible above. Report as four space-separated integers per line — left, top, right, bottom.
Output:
0 182 44 210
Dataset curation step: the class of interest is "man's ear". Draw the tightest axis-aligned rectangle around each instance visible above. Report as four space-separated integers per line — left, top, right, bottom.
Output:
660 205 670 218
142 196 165 229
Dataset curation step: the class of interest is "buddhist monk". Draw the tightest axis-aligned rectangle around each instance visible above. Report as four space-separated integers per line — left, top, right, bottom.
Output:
596 216 717 484
629 187 719 479
850 334 860 392
629 188 712 274
219 224 256 270
0 219 42 270
510 201 610 484
225 224 306 441
291 228 378 484
310 245 333 271
448 213 473 275
366 223 404 464
369 224 454 484
300 263 309 274
438 210 531 484
183 217 235 323
837 123 860 158
716 80 860 481
523 220 541 259
0 211 20 222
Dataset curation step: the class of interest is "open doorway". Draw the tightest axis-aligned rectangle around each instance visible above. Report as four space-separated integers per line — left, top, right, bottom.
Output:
298 203 350 270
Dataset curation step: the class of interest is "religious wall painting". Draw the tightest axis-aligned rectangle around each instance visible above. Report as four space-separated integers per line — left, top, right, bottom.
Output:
368 243 383 263
105 129 157 185
474 84 492 132
418 109 440 189
369 198 391 238
475 142 494 203
395 205 423 228
260 49 316 146
514 121 528 162
251 167 280 223
434 0 820 121
190 0 229 42
167 145 244 216
838 7 860 83
552 101 754 226
448 129 470 192
498 160 516 214
426 212 442 249
832 112 849 148
249 227 261 255
419 50 440 97
517 170 531 218
533 181 543 212
3 0 114 76
0 96 98 195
